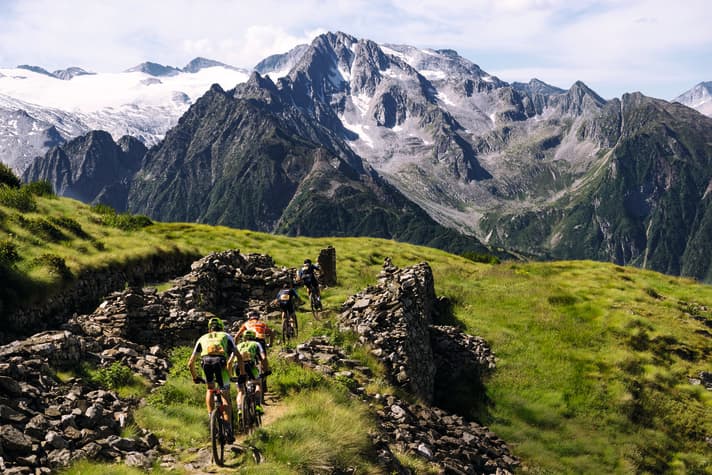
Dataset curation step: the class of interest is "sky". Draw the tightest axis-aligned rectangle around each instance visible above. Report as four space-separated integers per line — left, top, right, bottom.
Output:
1 0 710 100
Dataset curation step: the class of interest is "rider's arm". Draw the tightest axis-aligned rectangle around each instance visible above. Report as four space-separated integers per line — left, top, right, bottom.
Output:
256 342 269 373
187 341 201 380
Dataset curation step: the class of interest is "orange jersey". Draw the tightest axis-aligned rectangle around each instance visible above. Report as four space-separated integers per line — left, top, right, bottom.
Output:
240 320 271 339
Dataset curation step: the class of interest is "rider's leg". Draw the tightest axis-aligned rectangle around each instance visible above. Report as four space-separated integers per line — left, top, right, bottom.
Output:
205 382 215 414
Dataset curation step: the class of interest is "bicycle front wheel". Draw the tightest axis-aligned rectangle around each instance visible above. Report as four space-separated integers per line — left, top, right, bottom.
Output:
210 408 225 466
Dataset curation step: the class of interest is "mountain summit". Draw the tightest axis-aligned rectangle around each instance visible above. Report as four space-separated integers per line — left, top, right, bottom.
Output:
9 31 712 280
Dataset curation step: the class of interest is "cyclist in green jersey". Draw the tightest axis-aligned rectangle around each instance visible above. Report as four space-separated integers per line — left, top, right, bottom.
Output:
236 329 267 414
188 316 246 442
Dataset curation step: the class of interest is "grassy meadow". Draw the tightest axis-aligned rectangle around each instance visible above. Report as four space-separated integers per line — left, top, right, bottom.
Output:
1 187 711 474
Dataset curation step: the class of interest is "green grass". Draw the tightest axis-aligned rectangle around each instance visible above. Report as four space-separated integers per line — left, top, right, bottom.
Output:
6 195 712 474
242 387 378 473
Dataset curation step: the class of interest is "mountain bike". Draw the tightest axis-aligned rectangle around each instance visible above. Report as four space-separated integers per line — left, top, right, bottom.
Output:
236 379 262 434
195 379 233 466
305 282 322 319
281 309 298 345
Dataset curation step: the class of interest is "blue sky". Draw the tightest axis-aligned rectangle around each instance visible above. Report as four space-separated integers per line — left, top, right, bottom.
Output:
1 0 710 100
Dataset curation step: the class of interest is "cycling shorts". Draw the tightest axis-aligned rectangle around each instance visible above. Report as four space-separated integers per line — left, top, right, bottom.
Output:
201 356 230 390
279 300 295 314
244 361 260 380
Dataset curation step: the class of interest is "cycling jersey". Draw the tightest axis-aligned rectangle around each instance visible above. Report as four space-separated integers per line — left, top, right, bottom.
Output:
237 340 264 380
192 331 236 389
239 320 272 340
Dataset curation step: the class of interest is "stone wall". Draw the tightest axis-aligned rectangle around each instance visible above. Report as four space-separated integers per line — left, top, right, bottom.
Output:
281 336 518 474
338 258 437 402
317 246 337 286
66 250 295 348
2 249 200 345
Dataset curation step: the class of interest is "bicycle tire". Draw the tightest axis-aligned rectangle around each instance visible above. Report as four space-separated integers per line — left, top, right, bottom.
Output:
236 393 248 434
281 318 291 345
292 311 299 337
310 291 320 319
210 408 225 466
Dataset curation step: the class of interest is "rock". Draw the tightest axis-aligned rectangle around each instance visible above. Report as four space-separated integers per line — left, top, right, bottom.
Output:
0 425 33 454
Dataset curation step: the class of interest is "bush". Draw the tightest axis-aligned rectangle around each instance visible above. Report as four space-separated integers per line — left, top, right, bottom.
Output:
92 362 134 390
31 253 72 280
461 250 500 265
14 215 67 242
24 180 55 197
48 216 90 239
0 185 36 212
91 203 153 231
0 238 20 264
0 163 21 188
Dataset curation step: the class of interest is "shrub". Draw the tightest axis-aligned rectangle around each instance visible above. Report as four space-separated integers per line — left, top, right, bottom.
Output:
0 185 36 212
0 163 21 188
92 362 134 390
14 215 67 242
24 180 55 197
461 250 500 264
48 216 90 239
0 238 20 264
31 253 72 280
90 203 153 231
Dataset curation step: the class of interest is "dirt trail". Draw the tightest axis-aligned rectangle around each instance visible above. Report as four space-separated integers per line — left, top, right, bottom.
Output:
168 390 287 473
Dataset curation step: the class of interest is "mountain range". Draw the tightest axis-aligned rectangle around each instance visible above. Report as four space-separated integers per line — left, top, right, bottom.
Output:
5 31 712 281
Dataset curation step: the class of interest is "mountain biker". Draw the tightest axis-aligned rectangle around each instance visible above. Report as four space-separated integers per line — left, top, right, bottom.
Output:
188 316 245 443
235 309 273 370
275 282 299 329
236 329 266 415
297 258 322 309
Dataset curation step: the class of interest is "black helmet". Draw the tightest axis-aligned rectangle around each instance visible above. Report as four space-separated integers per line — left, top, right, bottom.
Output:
247 309 260 319
304 258 311 264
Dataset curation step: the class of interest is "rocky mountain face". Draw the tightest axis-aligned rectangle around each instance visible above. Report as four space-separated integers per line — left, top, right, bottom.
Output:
22 130 146 211
674 81 712 117
128 79 494 254
12 31 712 280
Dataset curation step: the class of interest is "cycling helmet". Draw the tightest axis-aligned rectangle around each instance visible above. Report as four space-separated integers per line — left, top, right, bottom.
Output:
304 258 311 264
247 310 260 319
208 317 224 331
243 329 257 340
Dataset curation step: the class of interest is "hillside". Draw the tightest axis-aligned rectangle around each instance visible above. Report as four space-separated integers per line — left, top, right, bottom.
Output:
1 189 710 474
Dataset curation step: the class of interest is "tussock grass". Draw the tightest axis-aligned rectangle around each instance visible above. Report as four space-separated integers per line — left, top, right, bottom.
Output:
244 388 377 473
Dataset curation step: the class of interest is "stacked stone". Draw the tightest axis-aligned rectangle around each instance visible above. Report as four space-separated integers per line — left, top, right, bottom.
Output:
2 251 199 344
317 246 337 286
0 332 160 474
280 336 518 474
339 260 437 402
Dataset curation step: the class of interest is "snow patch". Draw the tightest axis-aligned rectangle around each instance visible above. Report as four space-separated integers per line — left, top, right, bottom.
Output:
342 117 374 148
419 69 447 81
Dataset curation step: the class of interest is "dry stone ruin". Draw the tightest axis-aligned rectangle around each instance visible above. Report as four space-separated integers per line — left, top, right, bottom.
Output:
1 248 517 474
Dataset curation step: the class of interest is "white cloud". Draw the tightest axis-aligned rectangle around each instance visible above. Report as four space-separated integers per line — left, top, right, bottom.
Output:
0 0 710 98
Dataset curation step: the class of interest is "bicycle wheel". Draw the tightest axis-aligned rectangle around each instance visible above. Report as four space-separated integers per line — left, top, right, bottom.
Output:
236 392 248 434
281 318 290 345
210 408 225 466
310 291 320 319
246 396 259 433
292 311 299 336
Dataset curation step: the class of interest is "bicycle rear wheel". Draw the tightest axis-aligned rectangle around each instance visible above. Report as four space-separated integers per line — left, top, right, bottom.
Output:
210 408 225 466
310 292 320 319
292 311 299 336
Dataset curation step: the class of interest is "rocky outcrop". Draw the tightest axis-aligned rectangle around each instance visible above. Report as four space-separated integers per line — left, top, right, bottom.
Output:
0 331 161 473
